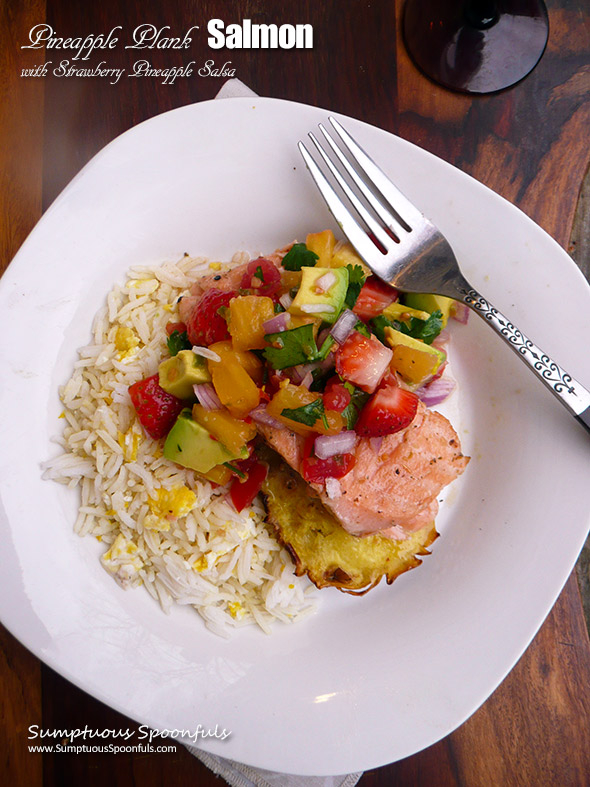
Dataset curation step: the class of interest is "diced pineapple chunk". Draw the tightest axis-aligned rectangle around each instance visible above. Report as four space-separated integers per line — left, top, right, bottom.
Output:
305 230 336 267
228 295 275 352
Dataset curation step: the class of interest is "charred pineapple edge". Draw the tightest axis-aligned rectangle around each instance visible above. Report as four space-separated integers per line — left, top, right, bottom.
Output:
260 458 439 595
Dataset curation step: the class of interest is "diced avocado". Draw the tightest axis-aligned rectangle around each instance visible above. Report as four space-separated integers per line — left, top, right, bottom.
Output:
158 350 211 399
403 293 454 326
163 409 246 473
382 302 431 323
289 266 349 324
384 327 446 385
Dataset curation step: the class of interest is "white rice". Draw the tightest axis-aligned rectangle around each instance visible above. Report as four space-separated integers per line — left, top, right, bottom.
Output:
42 252 316 637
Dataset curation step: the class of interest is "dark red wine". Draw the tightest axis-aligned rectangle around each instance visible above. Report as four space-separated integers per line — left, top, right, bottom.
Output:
403 0 549 94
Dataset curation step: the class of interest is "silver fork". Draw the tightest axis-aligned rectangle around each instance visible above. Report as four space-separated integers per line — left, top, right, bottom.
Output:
298 117 590 435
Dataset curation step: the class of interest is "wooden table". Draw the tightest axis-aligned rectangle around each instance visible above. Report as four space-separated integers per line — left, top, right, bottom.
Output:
2 1 590 784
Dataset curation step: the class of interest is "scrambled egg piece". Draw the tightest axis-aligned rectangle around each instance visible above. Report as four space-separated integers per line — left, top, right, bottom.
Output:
145 486 197 531
117 428 141 462
101 533 143 589
115 325 139 352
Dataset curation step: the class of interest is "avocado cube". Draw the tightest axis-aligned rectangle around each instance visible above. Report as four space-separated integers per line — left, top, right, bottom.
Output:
158 350 211 399
384 327 446 385
163 410 247 473
403 293 454 326
289 266 349 324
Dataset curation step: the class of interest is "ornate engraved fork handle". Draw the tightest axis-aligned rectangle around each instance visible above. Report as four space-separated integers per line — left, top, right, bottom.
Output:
457 286 590 433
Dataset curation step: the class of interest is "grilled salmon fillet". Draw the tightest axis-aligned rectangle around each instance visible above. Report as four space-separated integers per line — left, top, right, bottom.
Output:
257 401 468 539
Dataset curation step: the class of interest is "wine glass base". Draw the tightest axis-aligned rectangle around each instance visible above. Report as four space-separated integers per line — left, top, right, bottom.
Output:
403 0 549 94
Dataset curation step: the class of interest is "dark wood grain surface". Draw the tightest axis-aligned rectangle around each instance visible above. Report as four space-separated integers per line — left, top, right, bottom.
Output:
2 1 590 784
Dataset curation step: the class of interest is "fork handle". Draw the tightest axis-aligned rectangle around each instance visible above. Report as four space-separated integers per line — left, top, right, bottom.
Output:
456 285 590 434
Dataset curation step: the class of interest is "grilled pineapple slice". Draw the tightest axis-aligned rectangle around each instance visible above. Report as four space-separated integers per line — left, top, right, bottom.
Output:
261 454 438 594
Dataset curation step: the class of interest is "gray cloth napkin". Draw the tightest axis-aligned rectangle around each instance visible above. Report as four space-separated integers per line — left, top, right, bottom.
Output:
182 77 363 787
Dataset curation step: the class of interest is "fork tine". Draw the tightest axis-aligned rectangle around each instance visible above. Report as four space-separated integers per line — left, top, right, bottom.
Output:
297 141 382 264
317 123 409 241
328 117 425 229
307 132 391 250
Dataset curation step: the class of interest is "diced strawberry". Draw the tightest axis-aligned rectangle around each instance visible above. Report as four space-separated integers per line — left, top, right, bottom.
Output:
165 321 187 336
185 288 236 346
323 376 351 412
301 453 355 484
240 258 281 297
335 331 393 393
355 382 419 437
302 433 317 460
229 459 269 512
353 277 398 320
128 374 186 440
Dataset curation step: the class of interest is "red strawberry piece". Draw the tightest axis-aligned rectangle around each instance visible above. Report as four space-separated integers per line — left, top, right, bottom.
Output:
353 277 398 320
335 331 393 393
323 376 352 412
355 382 419 437
128 374 186 440
301 453 356 484
240 258 281 297
185 288 236 346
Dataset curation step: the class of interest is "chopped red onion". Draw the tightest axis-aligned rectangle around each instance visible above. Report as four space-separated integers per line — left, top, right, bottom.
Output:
262 311 290 334
250 405 285 429
417 376 456 407
369 436 383 454
325 477 342 499
451 302 470 324
279 292 293 310
301 371 314 389
193 383 223 410
329 309 358 345
192 345 221 362
300 303 335 314
314 431 358 460
315 271 337 293
289 362 318 384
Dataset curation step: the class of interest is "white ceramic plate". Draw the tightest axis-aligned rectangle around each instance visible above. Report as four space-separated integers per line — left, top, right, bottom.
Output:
1 97 589 776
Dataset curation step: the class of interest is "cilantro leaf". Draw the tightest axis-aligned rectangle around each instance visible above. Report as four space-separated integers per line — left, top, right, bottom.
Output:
354 320 371 338
263 324 319 369
340 382 370 430
281 243 319 271
281 397 325 428
369 315 396 344
317 334 335 360
370 310 443 346
344 264 366 309
223 462 246 479
411 310 444 344
255 265 265 283
166 330 192 356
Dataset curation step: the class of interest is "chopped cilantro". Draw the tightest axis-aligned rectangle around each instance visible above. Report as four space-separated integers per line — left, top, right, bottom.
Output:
223 462 246 479
254 265 265 283
354 320 371 338
340 382 370 429
370 315 395 344
411 310 444 344
166 330 192 356
370 309 443 345
344 264 366 309
309 366 332 392
263 323 320 369
281 243 319 271
281 397 325 428
274 302 285 314
317 334 335 360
